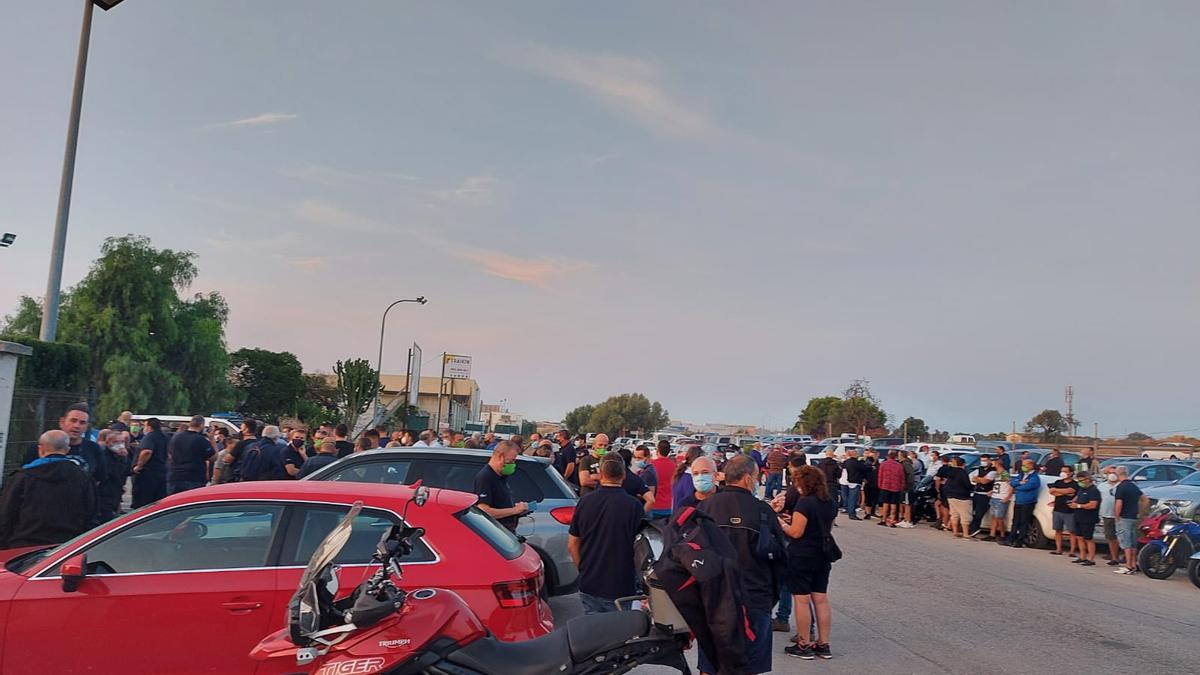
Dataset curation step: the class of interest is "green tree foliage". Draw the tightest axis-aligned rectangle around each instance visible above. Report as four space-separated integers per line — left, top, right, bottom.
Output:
1125 431 1153 442
297 373 340 426
0 297 44 338
0 335 89 391
563 404 595 435
831 397 887 435
793 396 841 434
895 416 929 440
1025 409 1066 442
562 394 671 437
228 348 306 422
5 235 233 421
335 358 379 428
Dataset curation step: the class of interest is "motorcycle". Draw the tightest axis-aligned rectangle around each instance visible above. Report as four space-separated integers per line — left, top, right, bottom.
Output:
250 487 693 675
1136 506 1177 546
1137 506 1200 580
911 476 939 524
1188 551 1200 590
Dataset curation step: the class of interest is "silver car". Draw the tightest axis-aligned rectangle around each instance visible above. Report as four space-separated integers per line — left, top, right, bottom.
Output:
302 448 580 596
1143 471 1200 522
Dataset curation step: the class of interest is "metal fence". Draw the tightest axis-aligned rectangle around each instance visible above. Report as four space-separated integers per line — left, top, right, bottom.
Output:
3 387 87 479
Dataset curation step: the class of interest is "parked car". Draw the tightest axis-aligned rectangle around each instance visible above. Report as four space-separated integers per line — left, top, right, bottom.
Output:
865 437 905 452
1141 443 1196 460
130 413 240 435
1125 462 1198 489
302 448 580 596
1143 472 1200 523
0 481 552 674
949 434 976 444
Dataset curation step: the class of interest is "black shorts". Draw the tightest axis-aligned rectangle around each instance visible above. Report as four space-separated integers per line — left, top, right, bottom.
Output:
787 555 832 595
1073 518 1098 540
879 490 902 505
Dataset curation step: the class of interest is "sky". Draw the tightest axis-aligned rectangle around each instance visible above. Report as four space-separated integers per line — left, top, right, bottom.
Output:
2 2 1198 437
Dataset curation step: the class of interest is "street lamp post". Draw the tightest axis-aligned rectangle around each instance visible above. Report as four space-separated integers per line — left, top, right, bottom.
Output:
40 0 126 341
374 297 427 421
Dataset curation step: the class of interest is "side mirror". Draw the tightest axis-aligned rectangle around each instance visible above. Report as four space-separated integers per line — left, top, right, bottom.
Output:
61 553 87 593
414 485 430 508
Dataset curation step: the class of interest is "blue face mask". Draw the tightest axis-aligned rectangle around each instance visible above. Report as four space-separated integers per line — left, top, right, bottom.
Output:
693 473 715 493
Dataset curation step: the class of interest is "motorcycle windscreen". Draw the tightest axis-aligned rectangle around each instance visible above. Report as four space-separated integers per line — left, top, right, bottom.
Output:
288 501 363 642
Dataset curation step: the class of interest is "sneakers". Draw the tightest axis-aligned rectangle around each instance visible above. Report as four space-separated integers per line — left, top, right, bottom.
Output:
896 521 915 529
772 619 790 632
1114 567 1136 575
969 529 983 538
813 643 833 660
981 535 995 541
1071 558 1085 564
877 520 888 527
1080 560 1096 566
785 643 815 660
1106 560 1122 566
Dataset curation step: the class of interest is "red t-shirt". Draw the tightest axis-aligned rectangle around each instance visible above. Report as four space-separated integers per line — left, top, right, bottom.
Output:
651 457 676 510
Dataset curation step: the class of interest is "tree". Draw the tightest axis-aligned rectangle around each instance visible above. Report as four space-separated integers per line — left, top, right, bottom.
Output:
228 348 306 422
5 235 234 421
895 417 929 440
0 296 44 337
563 405 595 435
831 397 887 435
296 373 340 425
335 358 379 429
1125 431 1153 442
842 378 881 405
1025 409 1066 442
793 396 841 435
584 393 670 438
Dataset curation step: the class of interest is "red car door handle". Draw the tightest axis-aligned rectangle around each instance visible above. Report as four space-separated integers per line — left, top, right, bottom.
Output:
221 601 263 612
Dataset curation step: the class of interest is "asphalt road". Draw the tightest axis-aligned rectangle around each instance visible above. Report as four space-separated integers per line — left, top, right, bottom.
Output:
551 516 1199 674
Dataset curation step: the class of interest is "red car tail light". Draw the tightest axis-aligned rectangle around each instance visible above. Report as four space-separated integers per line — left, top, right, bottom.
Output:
549 506 575 525
493 576 540 608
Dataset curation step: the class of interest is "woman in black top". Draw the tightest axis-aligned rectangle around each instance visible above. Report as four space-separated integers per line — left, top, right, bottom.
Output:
777 465 837 661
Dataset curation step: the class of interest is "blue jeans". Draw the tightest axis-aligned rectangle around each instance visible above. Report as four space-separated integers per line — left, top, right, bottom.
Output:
841 484 862 516
765 472 783 500
775 580 791 621
698 607 773 675
579 592 618 615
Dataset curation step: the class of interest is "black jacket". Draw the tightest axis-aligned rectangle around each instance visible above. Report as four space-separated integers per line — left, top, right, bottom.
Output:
22 439 106 485
818 457 840 485
654 507 748 675
0 456 96 548
843 457 868 485
698 486 786 611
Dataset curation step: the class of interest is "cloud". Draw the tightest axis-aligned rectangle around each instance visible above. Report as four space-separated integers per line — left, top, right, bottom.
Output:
505 44 715 140
433 175 497 207
287 257 327 271
282 163 420 187
292 199 382 231
203 112 298 130
454 249 591 287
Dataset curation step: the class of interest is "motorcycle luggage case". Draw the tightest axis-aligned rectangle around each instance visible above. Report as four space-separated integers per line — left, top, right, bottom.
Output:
645 570 690 634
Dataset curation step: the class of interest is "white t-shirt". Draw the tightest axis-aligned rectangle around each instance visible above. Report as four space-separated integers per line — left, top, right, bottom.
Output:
991 473 1014 501
926 460 943 478
1099 480 1118 518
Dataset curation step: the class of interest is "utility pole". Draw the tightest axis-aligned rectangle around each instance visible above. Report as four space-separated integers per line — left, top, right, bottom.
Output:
1065 385 1076 436
1094 421 1099 456
903 421 908 443
434 352 447 432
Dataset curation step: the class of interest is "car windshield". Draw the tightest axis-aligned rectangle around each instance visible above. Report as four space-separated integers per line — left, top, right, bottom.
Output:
1175 472 1200 486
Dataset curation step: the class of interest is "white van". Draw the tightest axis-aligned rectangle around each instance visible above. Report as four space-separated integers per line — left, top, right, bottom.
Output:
949 434 976 444
131 414 240 435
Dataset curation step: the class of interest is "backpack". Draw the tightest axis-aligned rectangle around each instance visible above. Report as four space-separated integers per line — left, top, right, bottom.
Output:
240 439 284 481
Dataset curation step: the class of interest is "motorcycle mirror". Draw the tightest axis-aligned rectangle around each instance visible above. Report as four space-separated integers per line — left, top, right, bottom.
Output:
61 553 87 593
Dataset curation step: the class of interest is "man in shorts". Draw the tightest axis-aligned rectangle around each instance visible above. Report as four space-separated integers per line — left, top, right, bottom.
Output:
1099 467 1122 565
1068 471 1101 566
1112 466 1145 575
985 462 1013 542
1049 466 1078 557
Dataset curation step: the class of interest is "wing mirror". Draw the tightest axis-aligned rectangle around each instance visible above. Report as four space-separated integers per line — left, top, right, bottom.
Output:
61 553 87 592
414 485 430 508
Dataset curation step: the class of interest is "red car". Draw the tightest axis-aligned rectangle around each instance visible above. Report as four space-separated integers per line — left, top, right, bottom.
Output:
0 482 552 674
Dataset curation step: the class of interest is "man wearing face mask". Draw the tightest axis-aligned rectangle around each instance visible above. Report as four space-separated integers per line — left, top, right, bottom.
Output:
282 430 309 479
1068 471 1101 566
473 441 529 532
1003 459 1042 547
1048 466 1079 557
968 455 997 537
676 456 719 510
166 415 215 495
1099 468 1122 565
96 427 132 522
577 433 611 497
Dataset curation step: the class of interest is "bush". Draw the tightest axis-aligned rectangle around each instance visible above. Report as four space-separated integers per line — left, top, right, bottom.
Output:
0 335 89 392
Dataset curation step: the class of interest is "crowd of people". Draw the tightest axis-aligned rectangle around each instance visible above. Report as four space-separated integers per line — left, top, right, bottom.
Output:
0 405 1160 673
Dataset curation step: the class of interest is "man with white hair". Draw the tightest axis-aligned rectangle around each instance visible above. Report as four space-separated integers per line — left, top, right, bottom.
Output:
0 430 95 548
676 456 719 510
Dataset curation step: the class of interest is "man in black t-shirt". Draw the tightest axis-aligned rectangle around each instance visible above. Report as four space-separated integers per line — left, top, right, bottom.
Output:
473 441 529 531
1112 466 1145 574
941 458 973 538
333 424 355 458
222 419 259 481
131 417 169 507
282 430 308 479
1048 466 1078 557
298 440 340 479
1068 471 1102 566
553 430 577 486
167 416 215 495
568 457 644 614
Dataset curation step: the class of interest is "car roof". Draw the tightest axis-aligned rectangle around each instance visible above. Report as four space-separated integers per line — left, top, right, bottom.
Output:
155 480 476 512
342 448 550 464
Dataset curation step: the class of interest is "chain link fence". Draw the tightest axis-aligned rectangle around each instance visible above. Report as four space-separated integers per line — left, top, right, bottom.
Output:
4 387 87 478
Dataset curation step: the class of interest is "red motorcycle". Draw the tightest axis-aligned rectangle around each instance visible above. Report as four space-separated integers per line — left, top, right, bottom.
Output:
250 488 693 675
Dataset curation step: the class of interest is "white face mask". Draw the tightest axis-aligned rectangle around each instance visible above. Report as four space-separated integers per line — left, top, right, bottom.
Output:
1060 472 1070 479
1107 474 1119 484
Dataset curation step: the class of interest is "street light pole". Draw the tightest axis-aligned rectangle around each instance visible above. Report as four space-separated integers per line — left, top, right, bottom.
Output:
41 0 101 341
374 297 427 421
